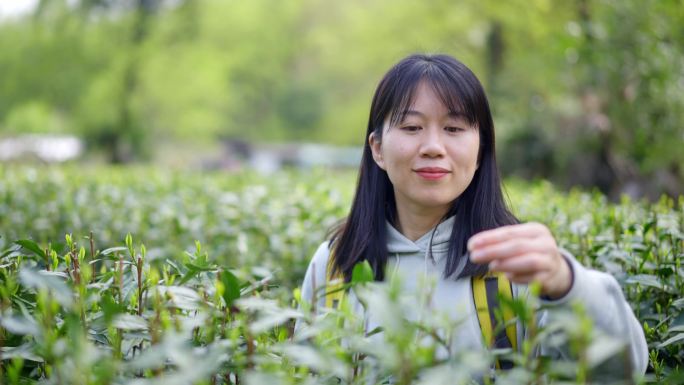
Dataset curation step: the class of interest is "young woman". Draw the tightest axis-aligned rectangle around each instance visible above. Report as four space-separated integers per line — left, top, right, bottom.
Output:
299 54 647 377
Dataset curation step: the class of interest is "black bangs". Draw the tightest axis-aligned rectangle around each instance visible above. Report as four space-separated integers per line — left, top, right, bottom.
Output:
384 55 482 131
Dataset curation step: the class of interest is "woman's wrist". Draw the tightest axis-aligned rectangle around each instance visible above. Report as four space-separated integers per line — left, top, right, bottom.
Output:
541 252 574 300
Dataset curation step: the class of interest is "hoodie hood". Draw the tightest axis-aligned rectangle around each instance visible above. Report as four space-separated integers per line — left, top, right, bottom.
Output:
386 215 455 262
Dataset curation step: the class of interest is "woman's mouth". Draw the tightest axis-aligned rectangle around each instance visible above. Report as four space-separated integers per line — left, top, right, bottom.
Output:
414 167 450 180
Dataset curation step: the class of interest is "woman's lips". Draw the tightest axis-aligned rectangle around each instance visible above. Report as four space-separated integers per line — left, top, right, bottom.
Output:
414 167 450 180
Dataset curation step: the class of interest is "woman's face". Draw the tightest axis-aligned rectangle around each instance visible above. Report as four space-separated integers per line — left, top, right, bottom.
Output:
370 81 480 219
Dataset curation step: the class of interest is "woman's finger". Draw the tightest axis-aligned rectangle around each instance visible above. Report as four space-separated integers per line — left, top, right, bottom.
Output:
502 271 540 285
494 255 573 299
470 237 554 264
468 222 549 250
488 253 554 275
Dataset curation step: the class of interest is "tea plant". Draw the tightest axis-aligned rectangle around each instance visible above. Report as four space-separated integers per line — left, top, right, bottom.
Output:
0 167 682 384
0 166 353 290
0 235 650 384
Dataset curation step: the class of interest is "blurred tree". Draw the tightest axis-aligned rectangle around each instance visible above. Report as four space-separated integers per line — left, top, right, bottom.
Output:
0 1 99 129
3 101 67 135
0 0 681 197
555 0 684 198
76 0 158 163
485 0 683 198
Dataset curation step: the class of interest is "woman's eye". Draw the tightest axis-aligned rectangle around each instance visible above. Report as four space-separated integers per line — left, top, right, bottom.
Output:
401 125 421 132
445 126 464 133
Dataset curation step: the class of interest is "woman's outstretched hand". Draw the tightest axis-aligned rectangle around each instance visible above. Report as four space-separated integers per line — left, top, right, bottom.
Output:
468 222 573 300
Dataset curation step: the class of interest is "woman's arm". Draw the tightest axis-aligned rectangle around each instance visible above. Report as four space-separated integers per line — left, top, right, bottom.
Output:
537 251 649 374
469 223 648 375
297 242 331 320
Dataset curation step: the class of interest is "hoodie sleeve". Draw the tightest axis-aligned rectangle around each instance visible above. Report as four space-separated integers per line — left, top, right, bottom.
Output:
534 249 649 376
299 241 331 312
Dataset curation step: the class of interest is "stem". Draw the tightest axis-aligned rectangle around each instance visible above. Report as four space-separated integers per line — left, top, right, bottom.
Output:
118 254 123 305
89 231 96 282
245 325 255 370
80 294 87 330
45 244 51 271
71 249 80 286
654 213 661 268
136 256 144 356
396 355 414 385
137 256 143 316
0 324 4 383
114 329 122 360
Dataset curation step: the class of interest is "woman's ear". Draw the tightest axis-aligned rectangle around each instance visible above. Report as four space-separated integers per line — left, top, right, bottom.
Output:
368 132 386 170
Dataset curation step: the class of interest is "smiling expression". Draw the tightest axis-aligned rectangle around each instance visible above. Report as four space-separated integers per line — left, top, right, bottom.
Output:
370 81 480 218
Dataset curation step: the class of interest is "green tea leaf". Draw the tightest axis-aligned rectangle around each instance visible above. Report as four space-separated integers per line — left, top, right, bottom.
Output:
1 315 39 336
625 274 663 290
178 267 200 285
18 268 73 306
244 373 286 385
101 292 125 323
278 344 349 380
185 262 216 272
586 335 628 367
658 333 684 348
15 240 46 260
671 298 684 309
1 343 44 363
112 314 148 330
221 270 241 308
100 246 127 256
1 244 21 259
352 260 374 284
156 286 202 310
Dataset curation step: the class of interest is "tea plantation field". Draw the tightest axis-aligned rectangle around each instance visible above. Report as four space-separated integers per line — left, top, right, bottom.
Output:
0 166 682 384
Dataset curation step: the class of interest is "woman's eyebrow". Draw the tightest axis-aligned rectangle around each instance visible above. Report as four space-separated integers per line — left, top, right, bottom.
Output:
402 110 425 118
400 110 465 118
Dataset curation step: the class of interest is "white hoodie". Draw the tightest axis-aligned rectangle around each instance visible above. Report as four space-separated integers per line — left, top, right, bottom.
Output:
299 216 648 378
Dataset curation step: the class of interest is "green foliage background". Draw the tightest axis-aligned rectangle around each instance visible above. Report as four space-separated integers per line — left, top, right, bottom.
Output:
0 0 682 196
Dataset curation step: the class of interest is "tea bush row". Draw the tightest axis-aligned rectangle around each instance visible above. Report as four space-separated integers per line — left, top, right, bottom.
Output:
0 166 682 384
0 166 354 290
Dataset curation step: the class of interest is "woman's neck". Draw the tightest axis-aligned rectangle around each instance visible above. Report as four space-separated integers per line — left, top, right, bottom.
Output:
394 202 448 241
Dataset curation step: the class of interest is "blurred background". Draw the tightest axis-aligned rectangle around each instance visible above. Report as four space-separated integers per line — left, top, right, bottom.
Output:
0 0 682 199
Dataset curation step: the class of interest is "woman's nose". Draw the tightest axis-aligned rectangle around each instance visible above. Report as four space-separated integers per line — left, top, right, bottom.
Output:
419 128 446 157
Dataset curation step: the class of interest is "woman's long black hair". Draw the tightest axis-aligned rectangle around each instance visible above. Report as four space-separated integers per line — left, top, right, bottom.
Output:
330 54 518 282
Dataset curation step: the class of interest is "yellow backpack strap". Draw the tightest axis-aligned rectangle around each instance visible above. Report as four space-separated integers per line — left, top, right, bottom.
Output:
472 272 517 370
325 252 346 309
498 273 517 354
